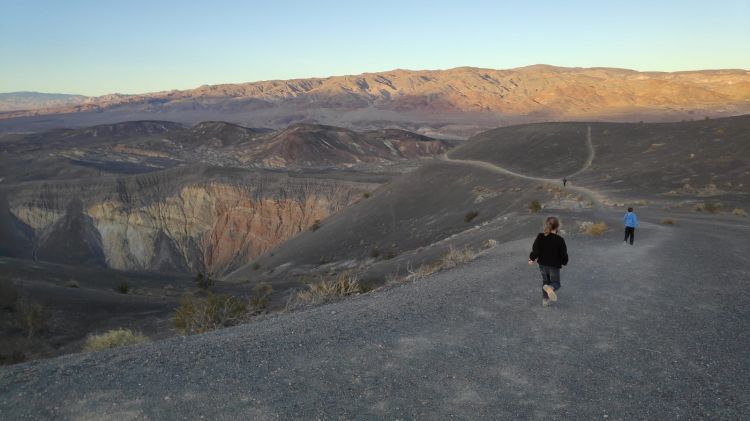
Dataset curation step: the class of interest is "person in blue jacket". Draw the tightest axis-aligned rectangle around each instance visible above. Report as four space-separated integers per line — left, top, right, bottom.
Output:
623 207 638 245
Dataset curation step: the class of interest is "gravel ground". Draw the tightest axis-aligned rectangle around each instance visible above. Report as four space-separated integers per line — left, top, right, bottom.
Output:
1 211 749 420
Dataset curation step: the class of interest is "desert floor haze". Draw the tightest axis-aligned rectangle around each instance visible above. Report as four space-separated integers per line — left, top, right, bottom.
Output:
1 56 750 419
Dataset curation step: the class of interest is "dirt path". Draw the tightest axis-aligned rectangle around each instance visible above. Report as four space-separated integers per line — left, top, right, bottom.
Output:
441 125 609 206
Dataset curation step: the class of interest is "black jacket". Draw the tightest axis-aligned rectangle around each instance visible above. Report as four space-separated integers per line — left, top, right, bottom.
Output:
529 233 568 268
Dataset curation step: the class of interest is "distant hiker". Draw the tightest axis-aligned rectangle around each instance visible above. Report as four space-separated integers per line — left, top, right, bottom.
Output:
623 207 639 245
562 177 567 187
528 216 569 307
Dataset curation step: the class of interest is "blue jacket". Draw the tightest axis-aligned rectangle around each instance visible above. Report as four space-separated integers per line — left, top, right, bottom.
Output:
623 212 638 228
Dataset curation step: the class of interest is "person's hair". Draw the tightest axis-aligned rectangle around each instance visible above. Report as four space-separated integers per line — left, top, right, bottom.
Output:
628 207 633 212
543 216 560 235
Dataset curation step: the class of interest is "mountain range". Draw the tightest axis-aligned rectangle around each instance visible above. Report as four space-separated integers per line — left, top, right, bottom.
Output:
2 65 750 137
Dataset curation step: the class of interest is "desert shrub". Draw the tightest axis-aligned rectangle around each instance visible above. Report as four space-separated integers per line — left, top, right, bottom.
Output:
18 301 50 339
116 281 129 294
704 202 722 213
578 221 608 236
528 200 542 213
319 256 331 265
660 218 675 225
733 208 747 217
194 273 214 290
362 192 371 199
0 278 19 310
369 248 381 259
482 239 498 249
289 272 363 308
310 220 321 231
441 246 479 269
0 349 26 365
252 263 261 271
250 283 273 313
464 210 479 223
173 292 247 335
64 280 80 288
83 328 148 352
385 249 398 260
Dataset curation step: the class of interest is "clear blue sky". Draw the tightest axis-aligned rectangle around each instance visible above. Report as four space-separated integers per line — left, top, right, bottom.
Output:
1 0 749 96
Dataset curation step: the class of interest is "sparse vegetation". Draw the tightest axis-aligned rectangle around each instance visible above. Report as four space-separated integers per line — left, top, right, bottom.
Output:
252 262 261 271
405 245 480 281
288 271 363 308
440 246 479 269
18 301 50 339
464 210 479 223
385 249 398 260
694 202 722 213
250 283 273 314
194 273 214 290
0 278 19 310
579 221 608 236
64 280 80 288
173 292 247 335
733 208 747 217
660 218 675 225
83 329 148 352
528 200 542 213
482 239 498 249
116 281 130 294
319 256 331 265
370 248 381 259
362 192 371 199
310 219 321 231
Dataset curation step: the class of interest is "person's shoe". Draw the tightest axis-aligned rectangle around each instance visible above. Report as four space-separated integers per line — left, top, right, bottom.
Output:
542 298 550 307
543 285 557 301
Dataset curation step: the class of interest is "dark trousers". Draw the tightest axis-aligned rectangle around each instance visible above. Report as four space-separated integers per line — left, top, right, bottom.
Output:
624 226 635 244
539 264 561 299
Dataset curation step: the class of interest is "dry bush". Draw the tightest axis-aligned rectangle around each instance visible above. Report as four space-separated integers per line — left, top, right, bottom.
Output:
116 281 129 294
528 200 542 213
289 271 363 308
578 221 608 236
250 283 273 314
83 329 148 352
64 280 80 288
194 273 214 290
18 301 51 339
660 218 675 225
310 219 321 231
369 248 381 259
694 202 722 213
733 208 748 217
0 278 19 310
464 210 479 223
441 246 479 269
173 292 247 335
405 262 441 281
482 239 498 249
405 246 479 281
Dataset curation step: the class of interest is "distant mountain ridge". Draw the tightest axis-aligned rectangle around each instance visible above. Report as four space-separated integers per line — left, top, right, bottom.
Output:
3 65 750 136
0 91 87 112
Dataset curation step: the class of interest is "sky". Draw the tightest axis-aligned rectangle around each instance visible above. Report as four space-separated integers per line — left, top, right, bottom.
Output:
1 0 749 96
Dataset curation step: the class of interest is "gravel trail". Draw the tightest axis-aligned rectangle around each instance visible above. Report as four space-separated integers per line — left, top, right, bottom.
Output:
1 211 748 419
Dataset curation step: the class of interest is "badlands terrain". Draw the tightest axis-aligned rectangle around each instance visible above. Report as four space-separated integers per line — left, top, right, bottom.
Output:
0 111 749 418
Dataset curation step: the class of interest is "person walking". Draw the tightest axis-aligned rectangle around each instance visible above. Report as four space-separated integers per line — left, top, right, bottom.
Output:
562 177 567 187
623 207 638 245
528 216 568 307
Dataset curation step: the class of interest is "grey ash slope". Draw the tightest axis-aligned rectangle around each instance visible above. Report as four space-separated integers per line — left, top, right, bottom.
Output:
450 115 750 204
2 209 748 419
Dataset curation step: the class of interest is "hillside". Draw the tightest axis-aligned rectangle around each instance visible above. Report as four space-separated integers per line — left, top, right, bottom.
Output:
3 65 750 136
0 92 87 112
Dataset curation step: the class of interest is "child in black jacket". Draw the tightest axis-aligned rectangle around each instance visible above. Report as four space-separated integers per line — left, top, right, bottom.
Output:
528 216 569 307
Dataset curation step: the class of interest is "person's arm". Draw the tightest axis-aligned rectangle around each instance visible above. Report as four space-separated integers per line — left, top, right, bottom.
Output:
560 238 569 266
528 234 541 264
